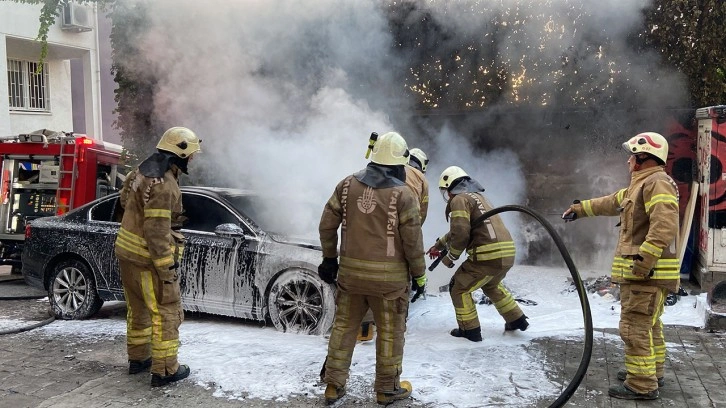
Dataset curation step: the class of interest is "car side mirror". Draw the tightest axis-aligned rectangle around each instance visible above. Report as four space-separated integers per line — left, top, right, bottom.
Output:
214 223 246 239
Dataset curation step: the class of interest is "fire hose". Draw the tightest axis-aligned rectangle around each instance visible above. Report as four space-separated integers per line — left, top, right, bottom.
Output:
429 204 593 408
0 276 56 335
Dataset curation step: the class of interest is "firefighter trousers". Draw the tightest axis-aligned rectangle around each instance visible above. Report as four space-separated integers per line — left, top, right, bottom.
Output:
450 260 523 331
120 260 184 376
619 282 667 393
324 289 408 393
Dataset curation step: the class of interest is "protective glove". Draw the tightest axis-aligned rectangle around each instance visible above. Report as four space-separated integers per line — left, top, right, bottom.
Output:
441 252 456 268
318 257 339 284
157 262 179 283
631 254 655 278
562 200 581 222
426 245 441 260
411 274 427 303
561 210 577 222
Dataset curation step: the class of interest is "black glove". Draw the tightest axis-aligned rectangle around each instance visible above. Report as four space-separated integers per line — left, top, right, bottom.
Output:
169 261 179 270
562 211 577 222
411 275 427 303
318 257 339 284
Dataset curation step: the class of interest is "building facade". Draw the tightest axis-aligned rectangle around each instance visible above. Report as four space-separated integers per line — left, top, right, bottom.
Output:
0 1 103 140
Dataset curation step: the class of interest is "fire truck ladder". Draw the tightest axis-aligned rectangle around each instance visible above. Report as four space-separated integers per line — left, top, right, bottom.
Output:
55 136 79 214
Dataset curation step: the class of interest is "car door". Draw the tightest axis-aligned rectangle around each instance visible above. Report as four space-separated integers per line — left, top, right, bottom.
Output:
86 195 124 299
178 192 257 319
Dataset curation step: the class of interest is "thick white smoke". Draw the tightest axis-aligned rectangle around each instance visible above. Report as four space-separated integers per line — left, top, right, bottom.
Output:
114 0 686 280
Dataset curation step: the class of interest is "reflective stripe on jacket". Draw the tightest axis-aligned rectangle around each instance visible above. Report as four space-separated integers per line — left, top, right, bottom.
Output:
319 175 425 299
114 167 184 270
439 192 515 266
572 166 679 292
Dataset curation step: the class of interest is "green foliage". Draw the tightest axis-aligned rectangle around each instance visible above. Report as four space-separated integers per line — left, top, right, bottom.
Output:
7 0 62 67
9 0 158 156
108 0 160 160
20 0 726 153
8 0 110 68
641 0 726 107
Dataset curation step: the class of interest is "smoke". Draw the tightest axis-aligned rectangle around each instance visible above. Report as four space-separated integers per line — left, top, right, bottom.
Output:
114 0 688 275
127 0 402 236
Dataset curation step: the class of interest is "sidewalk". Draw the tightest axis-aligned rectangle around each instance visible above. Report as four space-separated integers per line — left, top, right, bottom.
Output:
1 271 725 407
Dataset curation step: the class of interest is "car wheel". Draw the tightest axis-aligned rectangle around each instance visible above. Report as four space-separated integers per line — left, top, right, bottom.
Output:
48 259 104 320
267 268 335 335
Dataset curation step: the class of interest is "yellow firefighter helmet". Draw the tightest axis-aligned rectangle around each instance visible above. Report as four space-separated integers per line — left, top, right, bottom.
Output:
370 132 409 166
409 148 429 173
157 127 202 158
439 166 468 189
621 132 668 164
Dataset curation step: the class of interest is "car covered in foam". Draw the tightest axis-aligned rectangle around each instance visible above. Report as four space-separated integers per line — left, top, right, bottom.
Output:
22 186 335 335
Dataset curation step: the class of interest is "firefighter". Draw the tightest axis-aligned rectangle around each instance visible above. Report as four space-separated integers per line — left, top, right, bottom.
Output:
319 131 426 405
427 166 526 342
406 147 430 224
114 127 201 387
562 132 678 400
357 146 430 342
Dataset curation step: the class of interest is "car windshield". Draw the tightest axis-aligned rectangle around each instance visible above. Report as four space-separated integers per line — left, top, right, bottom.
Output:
219 191 317 238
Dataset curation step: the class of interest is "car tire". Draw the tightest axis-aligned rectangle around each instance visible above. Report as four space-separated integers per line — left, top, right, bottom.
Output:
267 268 335 335
48 258 104 320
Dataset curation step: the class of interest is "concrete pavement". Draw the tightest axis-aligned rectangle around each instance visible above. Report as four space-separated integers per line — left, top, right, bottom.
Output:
1 272 725 407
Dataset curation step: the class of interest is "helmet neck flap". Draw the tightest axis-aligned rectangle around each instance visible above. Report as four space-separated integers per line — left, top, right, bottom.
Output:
448 177 485 195
354 162 407 188
138 151 190 178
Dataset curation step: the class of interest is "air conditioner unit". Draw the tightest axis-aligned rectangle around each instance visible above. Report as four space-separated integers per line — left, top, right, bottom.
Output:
61 2 93 33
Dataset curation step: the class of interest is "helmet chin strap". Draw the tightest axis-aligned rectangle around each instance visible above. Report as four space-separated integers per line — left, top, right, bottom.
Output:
634 153 649 170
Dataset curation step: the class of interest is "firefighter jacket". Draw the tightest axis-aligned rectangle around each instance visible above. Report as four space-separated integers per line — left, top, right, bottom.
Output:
570 166 679 292
115 164 184 274
405 165 429 225
438 191 515 267
319 164 426 300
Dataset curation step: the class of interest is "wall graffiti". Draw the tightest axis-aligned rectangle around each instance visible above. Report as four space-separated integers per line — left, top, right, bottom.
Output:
665 113 726 261
664 120 697 224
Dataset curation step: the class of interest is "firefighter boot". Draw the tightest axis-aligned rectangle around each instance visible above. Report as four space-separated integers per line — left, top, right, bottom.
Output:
357 322 375 342
617 370 665 387
128 358 151 374
324 384 346 405
450 327 482 342
150 364 190 387
376 381 412 405
608 383 658 400
504 315 529 331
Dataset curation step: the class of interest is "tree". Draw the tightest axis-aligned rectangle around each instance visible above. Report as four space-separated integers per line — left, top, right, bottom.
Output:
641 0 726 107
107 0 159 159
7 0 156 158
17 0 726 147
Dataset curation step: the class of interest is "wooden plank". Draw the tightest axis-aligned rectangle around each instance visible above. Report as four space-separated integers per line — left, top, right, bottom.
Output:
678 181 699 268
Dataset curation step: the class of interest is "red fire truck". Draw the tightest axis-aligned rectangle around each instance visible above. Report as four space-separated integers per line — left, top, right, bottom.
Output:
0 129 125 272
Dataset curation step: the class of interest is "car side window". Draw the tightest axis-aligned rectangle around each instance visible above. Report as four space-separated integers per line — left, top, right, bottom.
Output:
90 197 118 222
181 194 241 233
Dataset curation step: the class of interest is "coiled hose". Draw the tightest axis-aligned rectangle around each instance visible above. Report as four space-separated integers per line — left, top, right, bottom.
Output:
430 204 593 408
